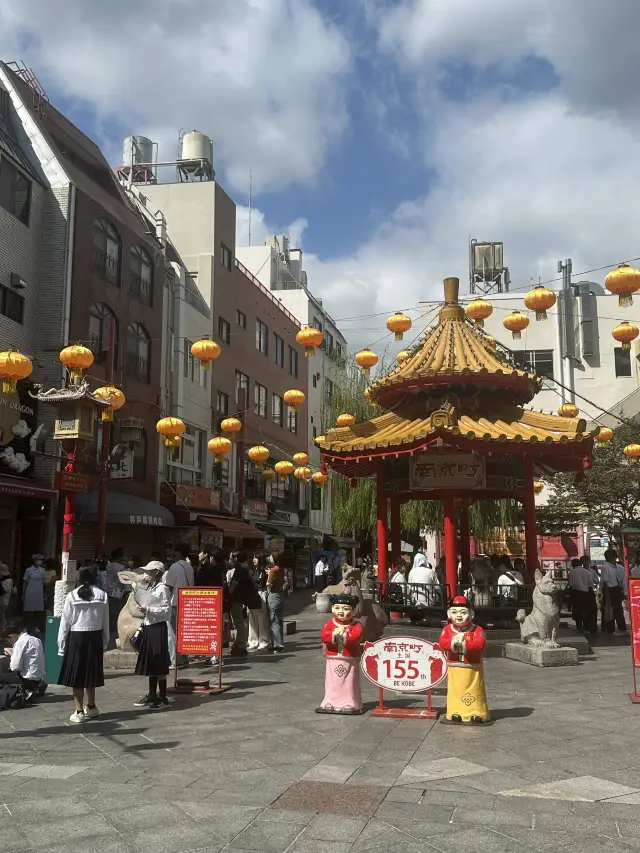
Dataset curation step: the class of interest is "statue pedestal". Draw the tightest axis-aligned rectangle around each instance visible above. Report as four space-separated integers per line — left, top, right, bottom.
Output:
504 642 579 667
104 648 138 670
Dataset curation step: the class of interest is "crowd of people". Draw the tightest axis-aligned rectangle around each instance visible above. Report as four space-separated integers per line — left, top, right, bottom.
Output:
1 545 291 721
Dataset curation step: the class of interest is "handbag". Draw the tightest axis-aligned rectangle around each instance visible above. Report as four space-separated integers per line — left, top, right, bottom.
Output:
130 628 143 651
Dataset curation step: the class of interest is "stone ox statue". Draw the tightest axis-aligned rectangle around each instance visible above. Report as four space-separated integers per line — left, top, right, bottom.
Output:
324 565 389 643
516 569 563 649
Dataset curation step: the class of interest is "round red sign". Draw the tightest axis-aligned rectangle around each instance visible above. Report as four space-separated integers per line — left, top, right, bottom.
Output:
360 636 448 694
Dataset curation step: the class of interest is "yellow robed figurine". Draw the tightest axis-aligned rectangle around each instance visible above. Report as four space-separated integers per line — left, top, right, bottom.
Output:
437 595 491 724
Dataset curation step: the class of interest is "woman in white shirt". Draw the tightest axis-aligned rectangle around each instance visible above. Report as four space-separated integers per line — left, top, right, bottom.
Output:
133 561 171 711
58 566 109 723
408 553 440 605
22 554 46 632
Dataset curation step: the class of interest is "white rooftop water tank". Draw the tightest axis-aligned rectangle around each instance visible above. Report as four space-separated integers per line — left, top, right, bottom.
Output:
181 131 212 165
123 135 153 167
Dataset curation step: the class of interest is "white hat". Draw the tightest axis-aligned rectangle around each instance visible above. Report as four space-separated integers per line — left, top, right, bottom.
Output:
141 560 165 576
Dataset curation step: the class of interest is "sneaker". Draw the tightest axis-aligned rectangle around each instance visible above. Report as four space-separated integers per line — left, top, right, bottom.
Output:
149 697 170 711
273 646 284 654
257 642 270 650
69 711 87 723
133 694 153 707
83 705 100 719
210 656 223 667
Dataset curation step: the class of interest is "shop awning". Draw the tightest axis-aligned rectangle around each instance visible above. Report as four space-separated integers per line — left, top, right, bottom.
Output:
257 524 322 542
328 536 360 548
198 515 264 539
75 492 175 527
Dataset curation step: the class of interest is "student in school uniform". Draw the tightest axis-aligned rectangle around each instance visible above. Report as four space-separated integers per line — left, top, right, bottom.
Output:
58 566 110 723
9 622 46 700
133 561 171 711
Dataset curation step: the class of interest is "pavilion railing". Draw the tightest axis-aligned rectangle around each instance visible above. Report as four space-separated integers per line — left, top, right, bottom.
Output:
375 582 534 621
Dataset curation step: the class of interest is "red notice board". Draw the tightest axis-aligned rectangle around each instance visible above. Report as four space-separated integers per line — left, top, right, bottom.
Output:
177 587 223 656
630 579 640 668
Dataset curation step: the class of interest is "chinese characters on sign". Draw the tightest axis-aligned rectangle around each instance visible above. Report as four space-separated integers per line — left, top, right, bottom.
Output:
629 579 640 668
410 453 486 490
128 515 165 526
177 587 223 657
361 636 448 694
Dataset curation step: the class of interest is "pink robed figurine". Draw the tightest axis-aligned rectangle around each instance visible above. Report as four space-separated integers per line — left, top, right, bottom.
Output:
316 593 365 715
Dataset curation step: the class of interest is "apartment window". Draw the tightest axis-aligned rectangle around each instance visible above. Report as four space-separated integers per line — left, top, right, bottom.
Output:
256 319 269 355
218 458 229 486
93 218 120 285
218 316 231 344
326 331 334 355
272 333 284 367
312 316 323 332
125 322 151 383
272 393 283 426
312 375 317 388
235 370 249 405
287 407 298 434
129 245 153 306
513 349 554 380
220 242 233 271
236 309 246 329
88 302 118 368
615 347 632 378
0 283 24 324
183 339 208 388
216 390 229 415
325 377 334 403
254 382 268 418
169 424 206 484
0 157 31 225
312 426 317 439
288 345 298 378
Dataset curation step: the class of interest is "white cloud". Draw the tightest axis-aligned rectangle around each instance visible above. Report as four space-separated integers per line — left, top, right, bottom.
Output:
0 0 351 193
235 205 307 251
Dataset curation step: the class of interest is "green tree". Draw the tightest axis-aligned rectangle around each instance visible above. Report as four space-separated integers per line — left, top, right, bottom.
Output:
537 420 640 548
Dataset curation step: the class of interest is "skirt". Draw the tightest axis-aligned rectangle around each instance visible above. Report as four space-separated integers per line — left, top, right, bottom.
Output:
135 621 170 677
58 630 105 688
445 663 491 722
320 656 362 711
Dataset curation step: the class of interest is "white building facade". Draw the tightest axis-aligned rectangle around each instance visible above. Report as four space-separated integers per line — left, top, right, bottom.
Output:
237 236 348 537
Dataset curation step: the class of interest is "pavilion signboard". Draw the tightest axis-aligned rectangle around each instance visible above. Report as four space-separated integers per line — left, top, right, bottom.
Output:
410 452 486 491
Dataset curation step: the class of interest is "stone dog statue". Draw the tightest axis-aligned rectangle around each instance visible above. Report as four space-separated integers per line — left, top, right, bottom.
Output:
325 565 389 642
115 570 151 650
516 569 563 649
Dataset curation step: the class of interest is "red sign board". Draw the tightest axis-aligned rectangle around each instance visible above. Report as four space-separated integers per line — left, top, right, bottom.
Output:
361 636 448 694
176 587 223 656
629 579 640 668
161 482 220 511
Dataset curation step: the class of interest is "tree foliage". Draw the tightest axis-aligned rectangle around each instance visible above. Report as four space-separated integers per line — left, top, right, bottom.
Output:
537 420 640 546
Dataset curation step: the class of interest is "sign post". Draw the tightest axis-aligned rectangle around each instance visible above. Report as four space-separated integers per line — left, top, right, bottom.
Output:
361 636 448 719
629 577 640 704
173 587 229 695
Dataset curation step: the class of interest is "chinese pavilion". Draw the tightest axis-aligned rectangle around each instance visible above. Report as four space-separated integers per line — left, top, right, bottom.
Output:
315 277 599 592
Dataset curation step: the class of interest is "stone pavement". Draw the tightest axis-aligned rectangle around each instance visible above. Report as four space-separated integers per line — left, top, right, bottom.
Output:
1 596 639 853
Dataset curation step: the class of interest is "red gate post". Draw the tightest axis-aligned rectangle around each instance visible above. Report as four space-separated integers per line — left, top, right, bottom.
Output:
523 455 539 580
390 494 401 564
376 472 389 584
459 499 471 583
443 494 457 598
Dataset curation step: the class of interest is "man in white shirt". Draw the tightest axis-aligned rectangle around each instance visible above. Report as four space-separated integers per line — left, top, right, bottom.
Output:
105 548 126 634
314 555 328 593
600 548 627 633
164 543 194 666
568 558 597 634
9 624 45 699
497 559 524 601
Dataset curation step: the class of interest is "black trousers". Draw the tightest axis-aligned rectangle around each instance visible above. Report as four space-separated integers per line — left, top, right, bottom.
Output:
601 586 626 633
572 589 597 634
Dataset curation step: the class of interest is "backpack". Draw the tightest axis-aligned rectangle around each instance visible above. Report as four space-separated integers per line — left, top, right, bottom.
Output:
0 684 26 711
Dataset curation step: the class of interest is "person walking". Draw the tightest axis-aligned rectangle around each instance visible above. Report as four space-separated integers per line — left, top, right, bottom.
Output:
57 566 109 722
226 551 251 657
164 543 194 667
266 552 289 654
600 548 627 633
22 554 45 633
105 548 126 633
248 552 270 651
314 555 329 593
132 561 171 710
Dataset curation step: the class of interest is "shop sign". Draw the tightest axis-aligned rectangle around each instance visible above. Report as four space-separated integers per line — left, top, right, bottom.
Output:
410 453 486 491
177 587 223 656
361 636 448 694
55 471 89 492
0 382 38 480
0 478 54 500
246 499 268 517
161 482 220 511
629 579 640 668
127 514 166 526
200 529 224 550
264 535 285 554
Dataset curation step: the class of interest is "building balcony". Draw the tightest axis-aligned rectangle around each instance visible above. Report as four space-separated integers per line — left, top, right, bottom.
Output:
130 273 153 306
93 246 120 285
125 351 150 383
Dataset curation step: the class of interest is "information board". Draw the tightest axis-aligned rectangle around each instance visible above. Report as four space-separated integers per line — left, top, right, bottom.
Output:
176 587 223 656
361 636 448 694
629 579 640 668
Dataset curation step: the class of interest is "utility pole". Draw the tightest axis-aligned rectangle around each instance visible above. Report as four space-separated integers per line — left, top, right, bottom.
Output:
557 258 575 404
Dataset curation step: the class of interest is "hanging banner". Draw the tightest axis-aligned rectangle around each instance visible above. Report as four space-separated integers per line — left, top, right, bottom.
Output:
361 636 448 694
176 587 223 656
629 579 640 668
410 453 486 491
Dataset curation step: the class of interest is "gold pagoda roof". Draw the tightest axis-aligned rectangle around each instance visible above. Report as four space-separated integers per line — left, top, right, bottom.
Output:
369 277 540 407
316 404 597 455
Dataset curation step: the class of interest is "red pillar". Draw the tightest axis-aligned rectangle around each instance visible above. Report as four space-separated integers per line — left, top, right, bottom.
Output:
390 494 401 565
523 455 539 578
459 500 471 583
376 475 389 584
443 494 457 598
61 443 77 562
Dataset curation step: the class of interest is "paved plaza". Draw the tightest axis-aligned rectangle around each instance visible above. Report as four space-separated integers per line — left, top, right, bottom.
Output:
1 597 639 853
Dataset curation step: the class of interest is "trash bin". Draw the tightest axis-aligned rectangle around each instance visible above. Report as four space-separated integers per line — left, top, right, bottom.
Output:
44 616 62 684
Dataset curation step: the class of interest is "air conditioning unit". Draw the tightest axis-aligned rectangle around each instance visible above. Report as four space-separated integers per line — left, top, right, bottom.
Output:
10 273 25 290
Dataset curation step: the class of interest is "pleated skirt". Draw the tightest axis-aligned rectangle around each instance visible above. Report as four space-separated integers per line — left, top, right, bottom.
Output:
58 630 105 688
135 621 170 677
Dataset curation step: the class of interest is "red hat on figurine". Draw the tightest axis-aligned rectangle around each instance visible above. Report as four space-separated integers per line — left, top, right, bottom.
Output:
450 595 471 608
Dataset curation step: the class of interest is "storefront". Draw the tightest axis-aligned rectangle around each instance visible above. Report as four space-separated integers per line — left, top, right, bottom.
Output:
257 511 323 587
